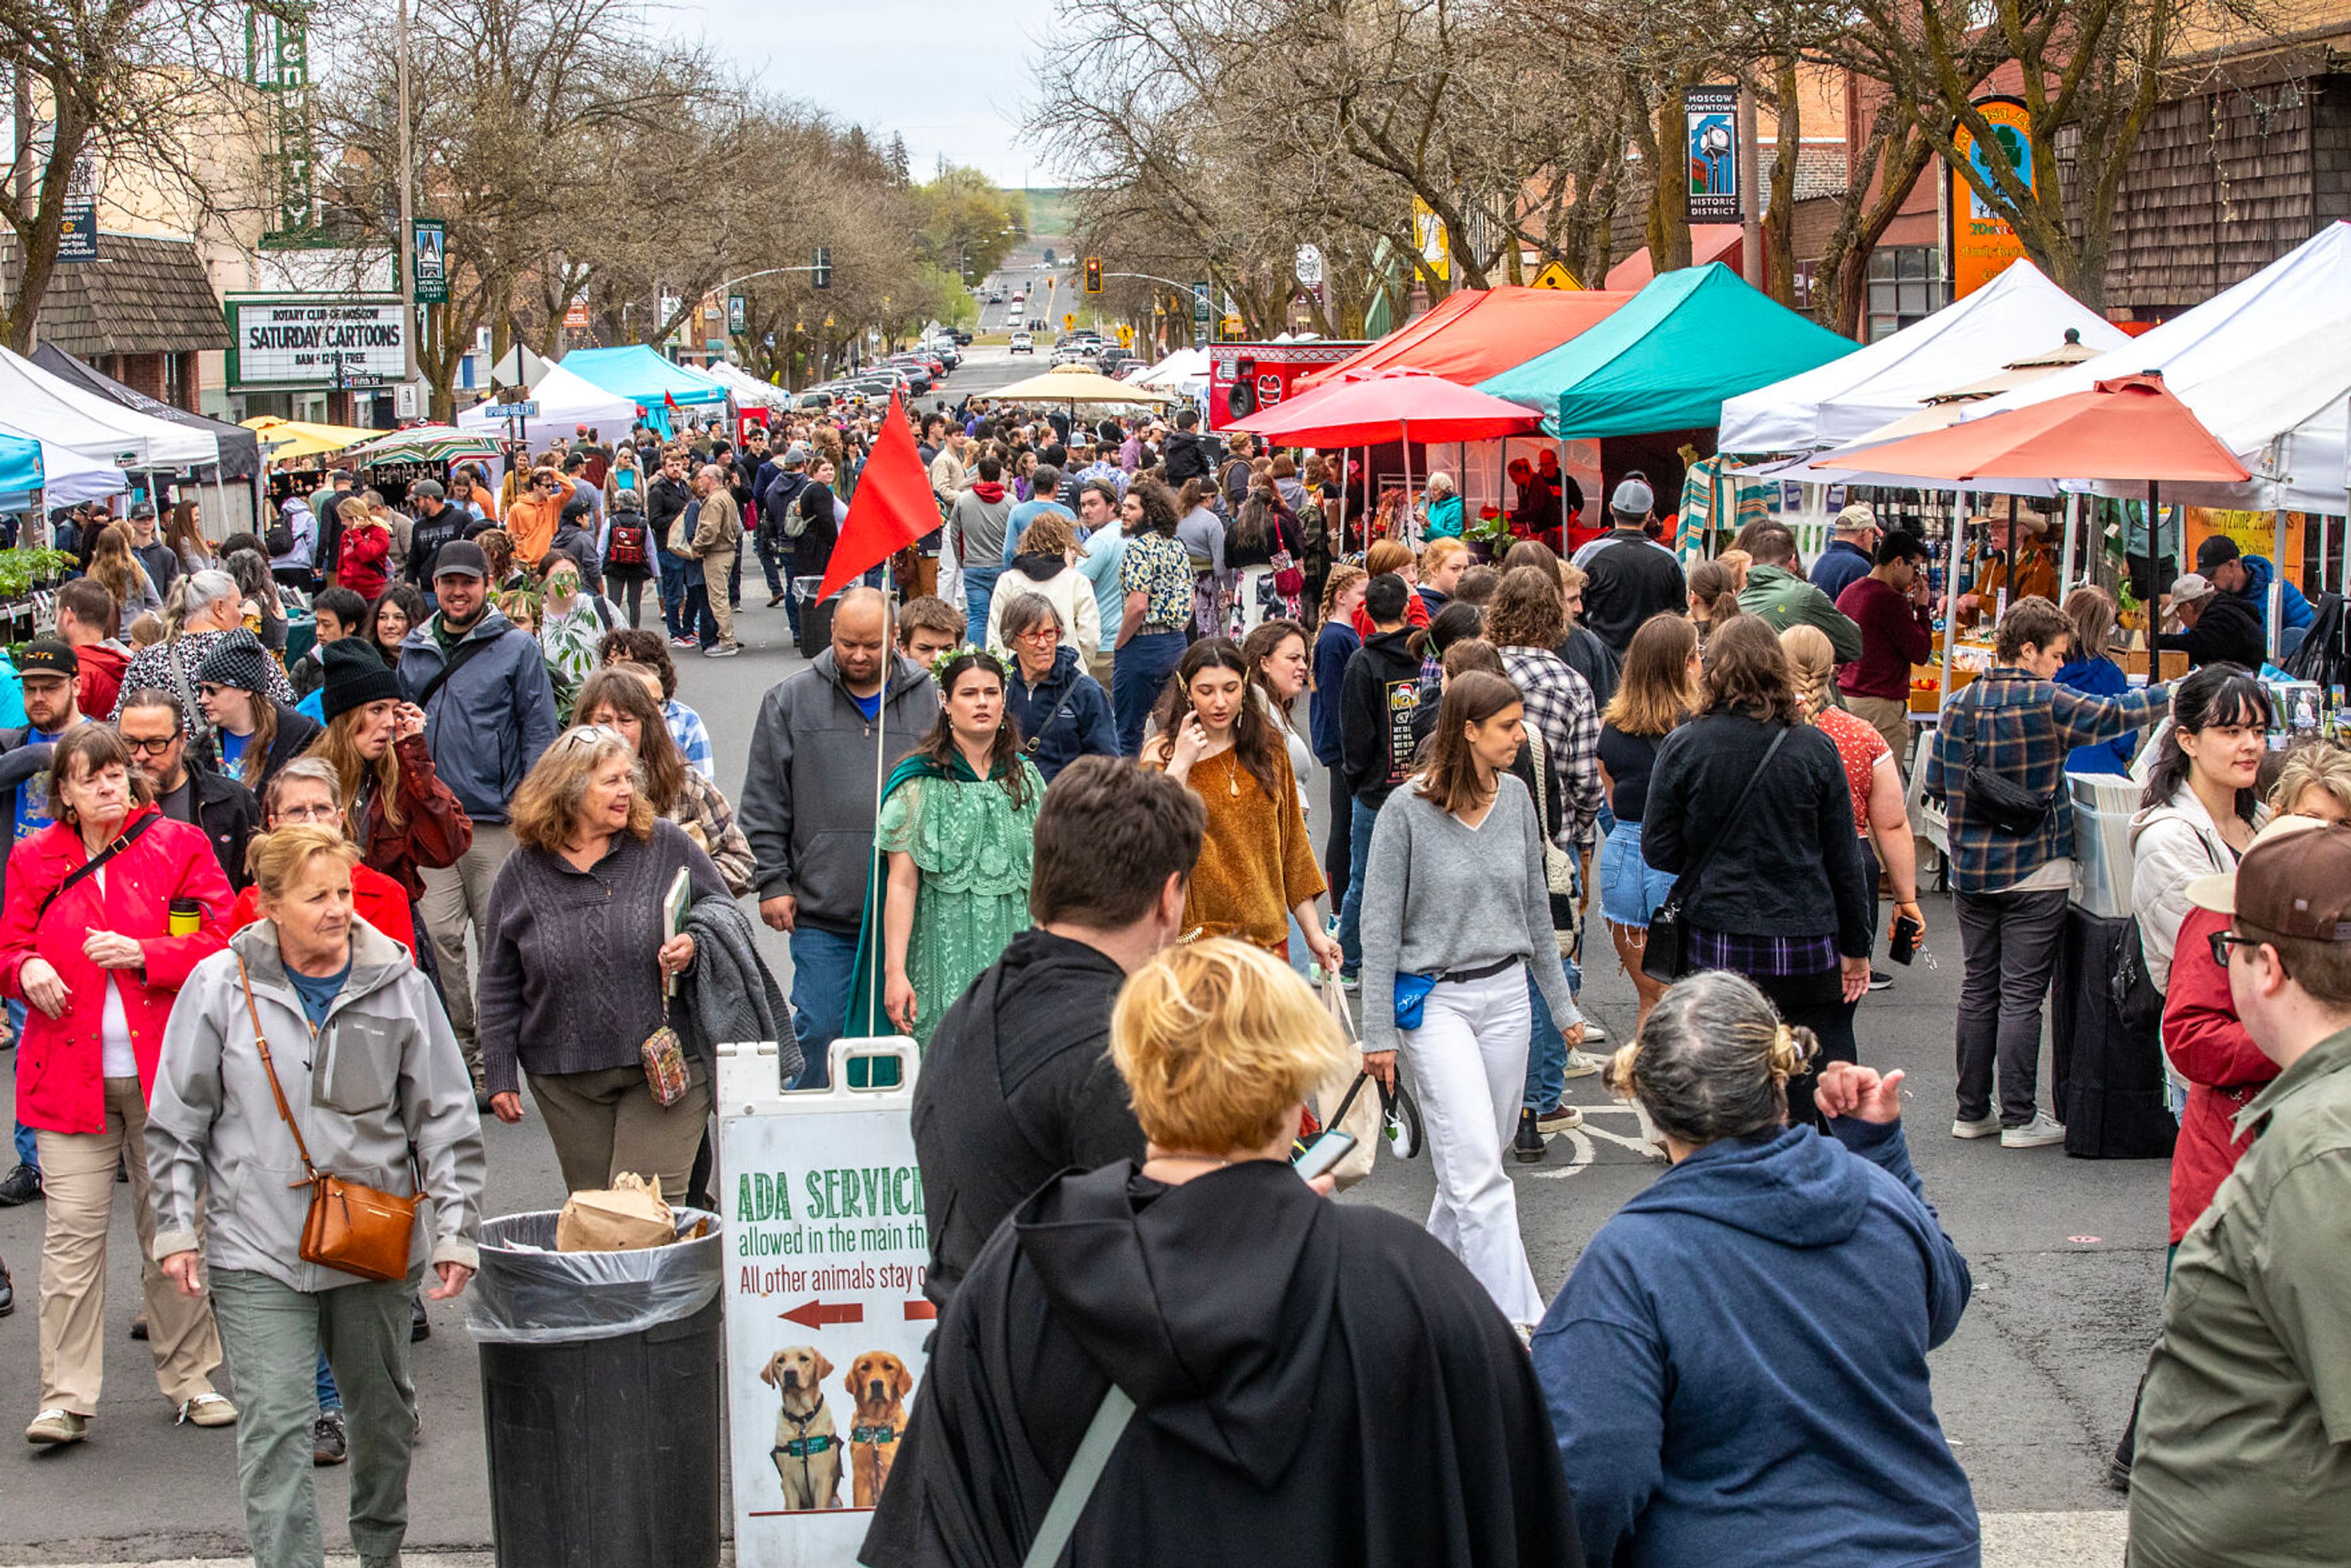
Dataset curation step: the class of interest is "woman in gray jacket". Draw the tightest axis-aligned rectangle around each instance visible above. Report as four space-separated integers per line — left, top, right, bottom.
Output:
147 825 486 1568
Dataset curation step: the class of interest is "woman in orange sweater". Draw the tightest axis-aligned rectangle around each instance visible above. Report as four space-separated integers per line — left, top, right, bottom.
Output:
1142 639 1341 972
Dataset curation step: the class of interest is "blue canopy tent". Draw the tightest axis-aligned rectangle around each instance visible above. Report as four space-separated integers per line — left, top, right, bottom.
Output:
0 433 40 498
557 347 729 437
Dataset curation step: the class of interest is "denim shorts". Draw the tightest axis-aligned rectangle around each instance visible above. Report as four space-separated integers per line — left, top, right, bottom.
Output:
1599 819 1676 929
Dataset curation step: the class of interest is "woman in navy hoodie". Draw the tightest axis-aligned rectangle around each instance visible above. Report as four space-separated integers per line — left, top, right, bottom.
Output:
1532 970 1978 1568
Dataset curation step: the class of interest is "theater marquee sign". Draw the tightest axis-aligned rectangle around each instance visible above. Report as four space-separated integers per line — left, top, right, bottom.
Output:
227 298 408 387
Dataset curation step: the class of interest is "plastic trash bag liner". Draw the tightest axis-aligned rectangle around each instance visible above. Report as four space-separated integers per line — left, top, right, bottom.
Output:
467 1208 721 1345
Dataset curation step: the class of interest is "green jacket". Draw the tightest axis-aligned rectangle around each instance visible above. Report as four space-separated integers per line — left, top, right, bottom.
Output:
1737 563 1863 663
2128 1021 2351 1567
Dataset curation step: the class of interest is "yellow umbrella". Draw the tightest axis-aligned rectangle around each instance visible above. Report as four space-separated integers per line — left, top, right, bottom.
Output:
239 416 381 461
983 362 1175 408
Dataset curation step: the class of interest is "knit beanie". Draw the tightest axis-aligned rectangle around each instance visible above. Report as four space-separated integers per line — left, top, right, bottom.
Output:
321 637 404 723
193 628 274 696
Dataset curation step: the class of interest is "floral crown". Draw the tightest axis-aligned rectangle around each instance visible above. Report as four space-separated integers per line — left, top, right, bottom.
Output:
930 643 1005 683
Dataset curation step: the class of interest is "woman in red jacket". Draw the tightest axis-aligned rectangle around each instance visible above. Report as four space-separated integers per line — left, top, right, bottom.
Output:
0 726 236 1446
334 496 392 599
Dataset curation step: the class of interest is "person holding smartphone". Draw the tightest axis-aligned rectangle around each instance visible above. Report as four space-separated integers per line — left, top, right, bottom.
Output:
1141 639 1341 973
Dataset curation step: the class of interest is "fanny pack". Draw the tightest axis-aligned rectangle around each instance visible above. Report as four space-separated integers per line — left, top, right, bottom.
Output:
1393 956 1520 1031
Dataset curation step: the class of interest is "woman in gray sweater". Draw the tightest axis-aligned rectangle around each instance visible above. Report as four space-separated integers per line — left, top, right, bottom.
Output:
479 726 728 1200
1360 671 1577 1332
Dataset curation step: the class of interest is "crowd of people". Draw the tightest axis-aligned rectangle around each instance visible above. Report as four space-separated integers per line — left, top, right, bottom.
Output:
0 403 2345 1568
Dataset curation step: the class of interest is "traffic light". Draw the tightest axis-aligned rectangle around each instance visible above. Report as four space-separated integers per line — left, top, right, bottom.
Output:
812 246 832 290
1084 257 1103 294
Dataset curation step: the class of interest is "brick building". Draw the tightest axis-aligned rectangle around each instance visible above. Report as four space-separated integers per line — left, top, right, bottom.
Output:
31 233 233 411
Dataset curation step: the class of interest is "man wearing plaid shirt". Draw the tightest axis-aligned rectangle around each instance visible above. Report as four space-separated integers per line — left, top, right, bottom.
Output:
1925 597 2171 1147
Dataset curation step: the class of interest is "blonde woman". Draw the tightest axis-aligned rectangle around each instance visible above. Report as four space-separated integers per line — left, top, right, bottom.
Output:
864 938 1579 1567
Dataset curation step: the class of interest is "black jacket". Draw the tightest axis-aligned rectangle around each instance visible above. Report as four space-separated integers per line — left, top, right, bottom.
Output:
793 482 839 577
645 475 694 555
1339 629 1425 805
157 762 263 891
1163 429 1217 486
909 929 1143 1312
2158 593 2266 671
406 505 468 586
1581 530 1688 655
1643 711 1870 958
762 470 810 544
189 702 326 803
861 1160 1583 1568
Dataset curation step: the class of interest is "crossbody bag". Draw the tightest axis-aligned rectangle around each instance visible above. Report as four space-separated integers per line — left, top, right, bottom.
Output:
238 955 421 1284
1948 680 2052 836
36 812 160 919
1642 727 1790 985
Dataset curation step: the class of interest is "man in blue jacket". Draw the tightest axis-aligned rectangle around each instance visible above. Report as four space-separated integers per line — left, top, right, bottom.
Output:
2195 534 2312 659
399 540 560 1102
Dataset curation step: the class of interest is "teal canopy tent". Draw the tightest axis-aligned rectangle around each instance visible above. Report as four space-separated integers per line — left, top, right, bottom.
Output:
557 346 730 410
0 433 40 497
1479 263 1856 439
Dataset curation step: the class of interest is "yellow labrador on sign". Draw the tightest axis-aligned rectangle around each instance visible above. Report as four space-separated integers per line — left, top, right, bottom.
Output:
761 1346 841 1510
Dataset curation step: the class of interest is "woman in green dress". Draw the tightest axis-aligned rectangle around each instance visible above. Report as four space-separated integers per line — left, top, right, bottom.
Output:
847 646 1046 1047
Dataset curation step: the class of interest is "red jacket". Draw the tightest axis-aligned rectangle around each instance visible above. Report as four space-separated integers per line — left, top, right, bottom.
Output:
1351 593 1430 640
2162 904 2279 1242
75 643 129 722
0 806 231 1134
337 519 392 599
230 862 416 956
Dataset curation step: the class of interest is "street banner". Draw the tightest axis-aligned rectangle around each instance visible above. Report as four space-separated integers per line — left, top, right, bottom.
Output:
411 219 448 304
816 390 932 600
1411 197 1450 283
59 153 97 262
1685 86 1740 223
729 293 748 334
1191 280 1212 339
1950 96 2034 298
720 1038 931 1568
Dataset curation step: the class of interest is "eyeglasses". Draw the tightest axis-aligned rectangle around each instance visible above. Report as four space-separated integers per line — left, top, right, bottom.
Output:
553 723 628 751
1013 625 1060 643
274 803 340 823
122 734 178 755
2207 929 2267 968
195 684 225 699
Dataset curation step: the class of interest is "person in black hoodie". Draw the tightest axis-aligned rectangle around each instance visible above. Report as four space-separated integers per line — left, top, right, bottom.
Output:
1161 407 1217 487
644 449 697 642
1335 572 1425 980
864 936 1583 1568
402 481 466 587
2156 572 2266 671
909 758 1198 1311
757 443 812 623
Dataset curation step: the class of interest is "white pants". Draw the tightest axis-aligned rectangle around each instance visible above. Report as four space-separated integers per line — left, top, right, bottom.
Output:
1399 964 1545 1327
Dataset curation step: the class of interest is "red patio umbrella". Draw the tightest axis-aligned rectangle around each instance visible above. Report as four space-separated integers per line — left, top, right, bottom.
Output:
1819 373 2250 677
1232 366 1545 446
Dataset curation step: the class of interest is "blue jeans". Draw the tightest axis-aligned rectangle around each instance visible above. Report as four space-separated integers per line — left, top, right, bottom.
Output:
961 565 1002 645
1523 975 1569 1112
9 998 34 1173
318 1351 341 1413
654 545 689 636
787 925 860 1090
1112 631 1184 756
1337 796 1379 975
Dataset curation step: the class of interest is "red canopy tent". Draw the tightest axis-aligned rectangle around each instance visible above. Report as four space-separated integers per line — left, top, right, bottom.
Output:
1297 285 1635 391
1824 372 2250 677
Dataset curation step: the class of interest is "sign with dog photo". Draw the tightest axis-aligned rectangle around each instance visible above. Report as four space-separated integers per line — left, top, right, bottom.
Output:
718 1038 930 1568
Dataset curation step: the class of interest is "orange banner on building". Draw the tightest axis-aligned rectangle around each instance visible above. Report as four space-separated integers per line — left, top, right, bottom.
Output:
1950 97 2034 298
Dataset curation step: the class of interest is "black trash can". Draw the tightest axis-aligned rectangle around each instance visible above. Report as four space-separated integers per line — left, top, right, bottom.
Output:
469 1210 723 1568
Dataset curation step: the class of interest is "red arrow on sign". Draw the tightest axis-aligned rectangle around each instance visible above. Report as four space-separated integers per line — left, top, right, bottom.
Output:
778 1299 864 1330
904 1300 937 1321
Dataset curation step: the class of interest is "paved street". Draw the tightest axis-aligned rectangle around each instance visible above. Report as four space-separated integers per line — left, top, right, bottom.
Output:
0 456 2164 1561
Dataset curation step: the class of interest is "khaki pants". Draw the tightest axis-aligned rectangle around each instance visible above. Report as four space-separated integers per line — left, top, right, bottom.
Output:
35 1076 222 1413
701 553 736 647
1086 645 1114 691
418 820 518 1072
1846 694 1915 778
529 1059 714 1203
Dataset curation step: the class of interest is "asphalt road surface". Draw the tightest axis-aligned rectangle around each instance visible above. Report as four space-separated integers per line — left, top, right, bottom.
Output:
0 581 2160 1564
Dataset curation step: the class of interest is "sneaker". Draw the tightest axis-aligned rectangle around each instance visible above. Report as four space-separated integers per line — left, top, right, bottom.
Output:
2001 1112 2068 1150
1951 1114 2001 1139
313 1411 348 1466
0 1162 42 1206
704 642 742 658
1512 1108 1548 1163
1561 1048 1606 1079
176 1392 238 1428
1578 1017 1607 1045
0 1258 11 1316
24 1408 86 1446
129 1314 148 1342
1338 971 1360 994
1868 969 1894 991
1536 1101 1584 1134
669 634 699 649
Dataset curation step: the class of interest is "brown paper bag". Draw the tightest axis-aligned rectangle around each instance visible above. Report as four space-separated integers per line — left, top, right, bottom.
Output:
555 1172 677 1252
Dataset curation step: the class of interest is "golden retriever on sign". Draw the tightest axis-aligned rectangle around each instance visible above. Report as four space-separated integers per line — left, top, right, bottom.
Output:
761 1346 841 1510
846 1351 915 1507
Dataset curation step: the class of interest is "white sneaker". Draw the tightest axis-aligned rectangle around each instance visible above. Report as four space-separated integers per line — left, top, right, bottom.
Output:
2000 1112 2067 1149
1578 1018 1608 1044
1561 1049 1607 1079
1951 1114 2001 1139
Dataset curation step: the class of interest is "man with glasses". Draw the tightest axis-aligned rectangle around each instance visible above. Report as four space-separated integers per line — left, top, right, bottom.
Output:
119 688 259 893
2127 817 2351 1567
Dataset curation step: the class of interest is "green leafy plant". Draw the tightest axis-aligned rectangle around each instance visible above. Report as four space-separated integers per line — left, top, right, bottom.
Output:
0 549 76 599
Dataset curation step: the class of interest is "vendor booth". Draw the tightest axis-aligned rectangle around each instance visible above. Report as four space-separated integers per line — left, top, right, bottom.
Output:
32 343 267 536
456 362 642 443
0 343 220 470
556 346 729 432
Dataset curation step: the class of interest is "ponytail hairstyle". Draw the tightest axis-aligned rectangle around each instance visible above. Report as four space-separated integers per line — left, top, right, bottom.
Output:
1687 558 1743 633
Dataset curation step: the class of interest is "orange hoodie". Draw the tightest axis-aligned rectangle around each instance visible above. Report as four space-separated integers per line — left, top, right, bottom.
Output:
506 492 561 566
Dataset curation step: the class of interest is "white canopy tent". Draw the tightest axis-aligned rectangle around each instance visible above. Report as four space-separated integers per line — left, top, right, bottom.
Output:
0 345 220 468
456 361 641 435
1719 260 2129 454
702 361 790 408
1131 348 1210 392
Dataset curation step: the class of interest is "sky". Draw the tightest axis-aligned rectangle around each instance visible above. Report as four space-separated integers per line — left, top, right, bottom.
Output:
678 0 1063 189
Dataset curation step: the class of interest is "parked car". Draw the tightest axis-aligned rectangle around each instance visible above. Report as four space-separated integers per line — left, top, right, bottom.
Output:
1009 331 1035 354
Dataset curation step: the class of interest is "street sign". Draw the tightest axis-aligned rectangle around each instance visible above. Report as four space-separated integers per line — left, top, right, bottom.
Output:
58 153 97 263
1117 323 1134 345
728 293 748 334
812 246 832 290
719 1038 932 1567
411 219 448 304
1294 243 1324 288
563 298 589 330
1063 312 1075 331
1529 260 1580 290
1685 84 1741 223
1191 280 1212 336
482 401 539 419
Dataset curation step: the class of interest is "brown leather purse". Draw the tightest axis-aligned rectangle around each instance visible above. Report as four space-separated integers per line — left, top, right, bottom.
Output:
238 956 419 1283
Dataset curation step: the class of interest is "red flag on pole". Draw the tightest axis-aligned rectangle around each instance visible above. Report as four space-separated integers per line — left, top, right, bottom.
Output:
816 390 937 601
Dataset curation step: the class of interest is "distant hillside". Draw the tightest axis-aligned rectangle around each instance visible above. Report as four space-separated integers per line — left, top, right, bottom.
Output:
1022 187 1073 239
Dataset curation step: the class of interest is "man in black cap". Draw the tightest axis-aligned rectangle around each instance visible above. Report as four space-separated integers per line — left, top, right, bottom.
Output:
0 639 86 1208
403 479 465 588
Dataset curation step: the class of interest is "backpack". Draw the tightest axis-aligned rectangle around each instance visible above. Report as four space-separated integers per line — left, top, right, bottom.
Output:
264 512 297 557
607 510 649 568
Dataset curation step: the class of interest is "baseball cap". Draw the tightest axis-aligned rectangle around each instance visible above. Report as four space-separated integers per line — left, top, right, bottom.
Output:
2169 572 2218 607
17 638 77 680
129 501 157 521
1610 478 1654 518
2195 535 2241 571
1835 501 1877 532
433 540 490 580
2186 817 2351 941
410 478 446 500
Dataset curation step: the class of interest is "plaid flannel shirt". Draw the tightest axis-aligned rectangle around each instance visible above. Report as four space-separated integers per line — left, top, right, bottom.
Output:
1501 646 1603 847
1925 668 2170 895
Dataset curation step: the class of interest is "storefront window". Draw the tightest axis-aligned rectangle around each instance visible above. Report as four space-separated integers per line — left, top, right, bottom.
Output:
1865 247 1948 340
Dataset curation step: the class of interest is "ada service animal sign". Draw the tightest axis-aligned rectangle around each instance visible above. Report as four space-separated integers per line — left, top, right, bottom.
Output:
719 1038 931 1568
